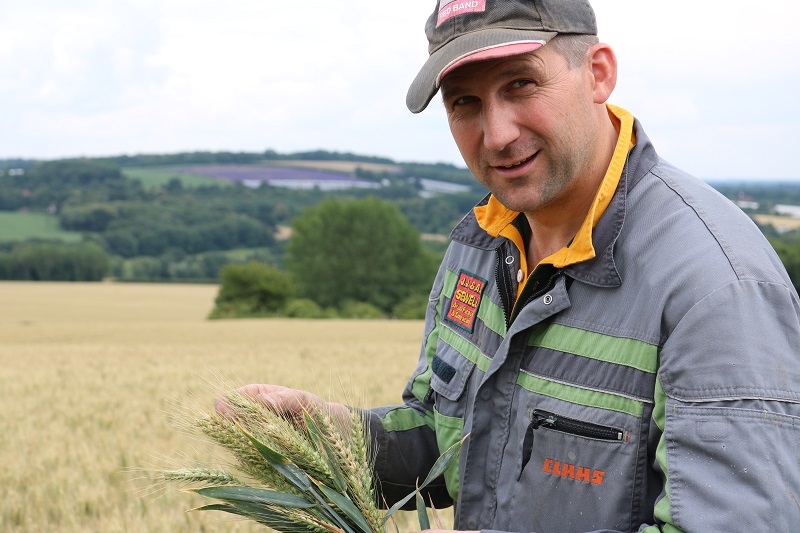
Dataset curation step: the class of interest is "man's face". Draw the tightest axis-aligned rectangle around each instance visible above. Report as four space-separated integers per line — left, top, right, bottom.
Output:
441 45 601 215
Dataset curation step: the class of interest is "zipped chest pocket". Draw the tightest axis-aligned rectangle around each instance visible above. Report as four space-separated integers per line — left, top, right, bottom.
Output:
508 404 642 532
533 409 628 440
520 410 628 474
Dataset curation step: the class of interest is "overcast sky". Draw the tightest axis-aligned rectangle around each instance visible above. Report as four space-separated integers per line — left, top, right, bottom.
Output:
2 1 798 180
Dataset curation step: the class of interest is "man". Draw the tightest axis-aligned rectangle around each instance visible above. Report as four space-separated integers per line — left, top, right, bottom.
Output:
225 1 800 531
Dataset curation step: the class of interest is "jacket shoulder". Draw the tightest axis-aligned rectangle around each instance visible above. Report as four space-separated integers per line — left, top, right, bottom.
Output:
629 158 791 287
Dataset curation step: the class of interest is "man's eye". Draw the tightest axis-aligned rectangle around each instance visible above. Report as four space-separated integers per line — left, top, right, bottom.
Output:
452 95 478 107
512 79 534 89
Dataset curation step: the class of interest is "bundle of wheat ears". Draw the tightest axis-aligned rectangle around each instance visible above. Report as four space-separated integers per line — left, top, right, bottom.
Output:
153 390 464 532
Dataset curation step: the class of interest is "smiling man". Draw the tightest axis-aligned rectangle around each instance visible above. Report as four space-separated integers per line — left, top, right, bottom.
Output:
226 1 800 531
438 40 617 270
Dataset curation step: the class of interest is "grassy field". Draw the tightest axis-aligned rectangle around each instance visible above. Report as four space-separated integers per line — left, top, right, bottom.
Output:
0 212 83 243
0 282 431 532
752 214 800 233
122 167 231 189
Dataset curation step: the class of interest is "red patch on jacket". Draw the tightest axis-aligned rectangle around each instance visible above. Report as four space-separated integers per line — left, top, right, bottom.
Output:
446 270 486 332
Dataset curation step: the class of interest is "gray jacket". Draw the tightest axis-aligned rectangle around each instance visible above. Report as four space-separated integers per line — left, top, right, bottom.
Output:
368 119 800 532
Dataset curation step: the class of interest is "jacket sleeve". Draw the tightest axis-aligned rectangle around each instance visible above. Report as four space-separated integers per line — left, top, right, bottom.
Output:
366 261 453 509
645 279 800 532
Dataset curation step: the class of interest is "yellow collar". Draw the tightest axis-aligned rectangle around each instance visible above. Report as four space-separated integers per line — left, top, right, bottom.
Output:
474 104 635 288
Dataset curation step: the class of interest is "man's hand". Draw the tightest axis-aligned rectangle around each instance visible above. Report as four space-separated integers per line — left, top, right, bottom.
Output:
214 383 349 427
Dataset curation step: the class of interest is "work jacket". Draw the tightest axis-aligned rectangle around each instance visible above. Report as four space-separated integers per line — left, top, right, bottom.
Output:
367 119 800 532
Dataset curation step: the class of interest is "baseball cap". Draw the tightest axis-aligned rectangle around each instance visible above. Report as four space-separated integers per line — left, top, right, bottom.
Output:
407 0 598 113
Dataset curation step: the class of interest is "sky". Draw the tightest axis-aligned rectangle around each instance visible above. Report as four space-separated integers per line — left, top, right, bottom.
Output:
1 1 799 180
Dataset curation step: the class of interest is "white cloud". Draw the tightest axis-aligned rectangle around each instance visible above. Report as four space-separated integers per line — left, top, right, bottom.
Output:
1 0 798 179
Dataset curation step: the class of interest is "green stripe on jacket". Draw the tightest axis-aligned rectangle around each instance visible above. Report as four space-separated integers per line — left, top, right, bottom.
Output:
516 371 644 418
380 405 434 432
433 409 465 501
528 323 659 373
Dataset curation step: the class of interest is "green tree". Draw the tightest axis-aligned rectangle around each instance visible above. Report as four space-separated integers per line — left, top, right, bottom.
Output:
286 197 437 313
210 261 294 318
0 242 108 281
17 158 140 210
392 293 430 319
60 203 120 232
771 238 800 294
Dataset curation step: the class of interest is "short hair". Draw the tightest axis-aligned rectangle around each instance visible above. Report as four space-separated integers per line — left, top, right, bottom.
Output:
548 34 600 68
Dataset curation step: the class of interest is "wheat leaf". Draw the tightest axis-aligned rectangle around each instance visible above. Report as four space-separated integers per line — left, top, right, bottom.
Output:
191 503 248 517
192 501 282 523
382 433 468 524
195 501 329 531
415 491 430 530
191 485 315 508
236 422 312 491
419 433 468 488
306 486 359 533
304 411 348 492
316 483 373 533
381 489 415 521
235 425 354 533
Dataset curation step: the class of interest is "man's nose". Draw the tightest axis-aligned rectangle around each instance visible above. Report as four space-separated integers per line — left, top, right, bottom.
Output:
481 101 521 152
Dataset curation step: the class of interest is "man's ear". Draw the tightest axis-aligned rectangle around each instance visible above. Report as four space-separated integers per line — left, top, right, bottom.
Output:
586 43 617 104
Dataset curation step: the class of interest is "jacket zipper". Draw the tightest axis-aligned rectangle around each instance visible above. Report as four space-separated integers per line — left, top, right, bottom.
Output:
532 410 627 441
495 246 515 328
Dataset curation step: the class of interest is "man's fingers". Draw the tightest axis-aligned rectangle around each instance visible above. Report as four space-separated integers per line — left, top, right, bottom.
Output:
214 384 322 421
215 384 350 430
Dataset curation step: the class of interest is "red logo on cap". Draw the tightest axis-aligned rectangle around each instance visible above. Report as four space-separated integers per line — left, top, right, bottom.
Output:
437 0 486 27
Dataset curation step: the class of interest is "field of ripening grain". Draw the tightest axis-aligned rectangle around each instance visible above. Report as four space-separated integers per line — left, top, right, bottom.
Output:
0 281 434 532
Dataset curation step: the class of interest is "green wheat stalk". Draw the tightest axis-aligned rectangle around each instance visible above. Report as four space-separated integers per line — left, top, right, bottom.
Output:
153 389 465 533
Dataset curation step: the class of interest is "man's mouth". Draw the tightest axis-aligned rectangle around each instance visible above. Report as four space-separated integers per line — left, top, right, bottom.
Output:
497 153 536 169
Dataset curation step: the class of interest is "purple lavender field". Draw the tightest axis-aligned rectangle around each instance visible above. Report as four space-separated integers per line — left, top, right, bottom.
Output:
175 165 380 190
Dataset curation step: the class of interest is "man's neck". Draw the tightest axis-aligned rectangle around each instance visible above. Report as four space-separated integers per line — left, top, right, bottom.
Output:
523 112 619 270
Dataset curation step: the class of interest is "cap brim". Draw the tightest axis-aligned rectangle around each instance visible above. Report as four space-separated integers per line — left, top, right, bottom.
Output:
406 28 557 113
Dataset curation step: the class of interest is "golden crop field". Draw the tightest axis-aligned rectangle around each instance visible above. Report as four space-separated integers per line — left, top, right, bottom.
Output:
0 282 432 532
751 214 800 233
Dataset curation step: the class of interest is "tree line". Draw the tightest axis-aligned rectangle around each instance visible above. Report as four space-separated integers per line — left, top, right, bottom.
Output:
4 155 800 311
0 196 439 318
89 149 396 168
0 157 481 282
713 181 800 214
0 242 108 281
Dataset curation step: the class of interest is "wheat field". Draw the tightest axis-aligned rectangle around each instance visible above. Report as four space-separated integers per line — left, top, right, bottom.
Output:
0 281 430 532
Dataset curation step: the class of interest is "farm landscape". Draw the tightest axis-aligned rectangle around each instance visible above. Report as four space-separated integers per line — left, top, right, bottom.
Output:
0 281 429 532
3 151 800 532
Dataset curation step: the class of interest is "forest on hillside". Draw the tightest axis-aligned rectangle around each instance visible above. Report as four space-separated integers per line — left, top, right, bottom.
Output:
0 152 481 293
2 151 800 314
